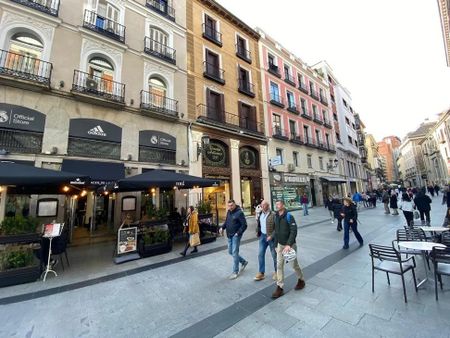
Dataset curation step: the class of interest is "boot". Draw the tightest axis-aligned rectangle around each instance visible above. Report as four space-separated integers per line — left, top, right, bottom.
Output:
295 279 306 290
191 247 198 254
272 286 284 299
180 243 189 257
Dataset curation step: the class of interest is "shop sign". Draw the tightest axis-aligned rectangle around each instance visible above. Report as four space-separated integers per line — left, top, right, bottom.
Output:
204 141 227 167
0 103 46 132
270 173 283 185
270 156 282 166
284 174 309 185
69 118 122 143
239 147 258 169
139 130 176 151
117 227 138 255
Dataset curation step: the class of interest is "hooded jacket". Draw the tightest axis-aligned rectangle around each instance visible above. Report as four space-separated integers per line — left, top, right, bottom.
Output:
222 206 247 238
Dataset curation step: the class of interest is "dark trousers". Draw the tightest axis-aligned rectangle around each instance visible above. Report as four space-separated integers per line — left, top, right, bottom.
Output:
343 220 363 248
336 218 343 230
419 210 431 224
403 211 414 226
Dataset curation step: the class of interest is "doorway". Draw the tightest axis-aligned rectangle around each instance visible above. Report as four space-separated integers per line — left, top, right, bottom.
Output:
310 179 317 206
240 177 252 216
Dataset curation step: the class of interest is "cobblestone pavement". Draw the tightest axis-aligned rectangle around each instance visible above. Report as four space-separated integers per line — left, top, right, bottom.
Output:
0 197 449 338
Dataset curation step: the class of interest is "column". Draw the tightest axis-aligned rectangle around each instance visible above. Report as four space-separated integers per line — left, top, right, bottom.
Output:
230 139 241 204
189 130 203 208
0 187 6 223
259 144 270 201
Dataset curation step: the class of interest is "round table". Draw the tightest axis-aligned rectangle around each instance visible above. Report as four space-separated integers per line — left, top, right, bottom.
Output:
398 241 447 288
419 227 450 233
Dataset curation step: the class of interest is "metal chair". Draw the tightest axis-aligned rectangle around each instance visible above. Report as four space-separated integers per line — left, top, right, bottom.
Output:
430 246 450 301
369 243 418 303
395 228 430 270
440 232 450 246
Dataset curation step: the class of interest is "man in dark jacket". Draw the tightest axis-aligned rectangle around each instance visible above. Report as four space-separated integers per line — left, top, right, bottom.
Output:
414 191 432 225
220 200 248 280
270 200 305 298
341 198 364 249
331 198 344 231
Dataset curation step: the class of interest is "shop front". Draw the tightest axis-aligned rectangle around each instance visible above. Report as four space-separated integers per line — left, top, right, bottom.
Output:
270 172 310 210
239 146 262 216
320 176 346 198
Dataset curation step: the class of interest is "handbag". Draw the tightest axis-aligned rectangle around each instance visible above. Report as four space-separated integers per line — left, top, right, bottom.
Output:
189 233 201 247
413 210 420 219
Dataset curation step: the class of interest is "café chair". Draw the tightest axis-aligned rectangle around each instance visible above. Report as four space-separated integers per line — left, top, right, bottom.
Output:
441 232 450 246
369 243 418 303
430 246 450 301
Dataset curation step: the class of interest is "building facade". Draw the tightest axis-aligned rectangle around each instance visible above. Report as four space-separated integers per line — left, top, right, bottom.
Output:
437 0 450 66
186 0 267 219
377 136 401 183
354 114 372 191
0 0 189 238
257 32 340 208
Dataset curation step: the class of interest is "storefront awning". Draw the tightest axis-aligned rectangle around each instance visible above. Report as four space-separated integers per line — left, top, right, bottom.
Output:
61 159 124 185
320 176 347 183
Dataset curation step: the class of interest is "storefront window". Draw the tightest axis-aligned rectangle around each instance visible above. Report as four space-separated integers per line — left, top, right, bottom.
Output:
203 181 230 223
5 195 30 218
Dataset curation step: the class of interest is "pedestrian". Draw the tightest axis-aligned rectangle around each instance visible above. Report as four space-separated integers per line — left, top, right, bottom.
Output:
413 191 432 225
399 193 415 226
271 200 305 298
326 196 334 223
331 197 343 231
254 200 263 220
390 192 399 215
340 198 364 249
434 184 440 197
382 189 390 214
300 193 309 216
180 206 200 256
254 200 277 281
219 200 248 280
352 191 362 210
428 185 435 197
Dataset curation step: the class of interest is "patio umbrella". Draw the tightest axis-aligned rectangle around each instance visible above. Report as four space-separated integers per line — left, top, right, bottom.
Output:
116 169 219 191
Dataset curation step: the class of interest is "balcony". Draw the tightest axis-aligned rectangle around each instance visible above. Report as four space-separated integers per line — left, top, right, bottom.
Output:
236 44 252 64
313 114 324 125
203 61 225 85
202 24 222 47
83 10 126 43
284 73 296 87
320 95 329 106
324 118 333 129
72 70 125 104
238 79 255 98
11 0 60 16
0 49 52 87
304 137 316 148
140 90 178 118
196 104 263 135
146 0 175 21
268 64 281 78
301 108 312 120
144 37 176 64
287 104 300 115
272 127 289 140
290 133 303 145
310 89 320 101
327 144 336 153
269 93 285 108
317 142 327 150
298 83 309 94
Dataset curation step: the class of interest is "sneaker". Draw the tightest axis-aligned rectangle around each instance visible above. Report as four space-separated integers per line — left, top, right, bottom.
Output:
331 220 334 224
272 286 284 299
359 241 364 247
239 261 248 275
254 272 265 281
228 273 238 280
295 279 306 290
342 246 349 250
272 272 277 281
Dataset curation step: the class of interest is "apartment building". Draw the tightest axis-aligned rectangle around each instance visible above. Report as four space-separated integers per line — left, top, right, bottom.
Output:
437 0 450 66
377 136 401 183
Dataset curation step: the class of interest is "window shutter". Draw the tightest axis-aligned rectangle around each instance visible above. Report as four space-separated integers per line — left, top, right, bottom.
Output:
219 93 225 122
205 88 212 117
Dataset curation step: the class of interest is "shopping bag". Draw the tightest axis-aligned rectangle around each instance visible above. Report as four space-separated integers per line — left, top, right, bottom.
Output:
190 233 201 247
413 210 420 219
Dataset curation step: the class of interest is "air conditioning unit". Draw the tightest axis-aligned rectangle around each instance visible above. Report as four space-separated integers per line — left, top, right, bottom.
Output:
287 163 295 172
85 78 98 91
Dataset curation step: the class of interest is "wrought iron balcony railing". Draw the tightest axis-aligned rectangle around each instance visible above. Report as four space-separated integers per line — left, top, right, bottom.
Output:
320 95 329 106
313 114 324 124
140 90 178 117
272 126 288 140
144 37 176 64
268 64 281 77
146 0 175 21
284 73 296 86
72 70 125 103
203 61 225 84
11 0 60 16
238 79 255 98
310 89 320 101
324 118 332 129
236 44 251 63
202 23 222 46
287 104 300 115
301 108 312 120
83 10 126 43
290 133 303 144
269 93 284 108
304 137 316 147
299 83 309 94
0 49 52 86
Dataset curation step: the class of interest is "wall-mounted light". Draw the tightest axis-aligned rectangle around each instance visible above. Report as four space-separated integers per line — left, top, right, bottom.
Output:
80 190 87 197
62 186 70 192
197 135 210 160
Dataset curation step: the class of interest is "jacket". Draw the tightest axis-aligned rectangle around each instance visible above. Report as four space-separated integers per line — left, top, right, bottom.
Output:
188 211 199 234
300 196 309 204
389 194 398 209
273 210 297 246
342 204 358 223
331 199 344 219
414 194 432 212
256 210 275 236
382 192 390 203
222 206 247 238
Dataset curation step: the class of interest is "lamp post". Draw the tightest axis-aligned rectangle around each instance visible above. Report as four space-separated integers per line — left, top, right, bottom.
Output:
197 135 210 160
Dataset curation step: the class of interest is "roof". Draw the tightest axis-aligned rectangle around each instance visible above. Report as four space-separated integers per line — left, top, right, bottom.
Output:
406 122 436 138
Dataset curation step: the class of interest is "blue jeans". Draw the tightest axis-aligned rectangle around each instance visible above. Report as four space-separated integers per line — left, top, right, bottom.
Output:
258 233 277 274
303 203 309 215
228 235 246 274
343 220 363 248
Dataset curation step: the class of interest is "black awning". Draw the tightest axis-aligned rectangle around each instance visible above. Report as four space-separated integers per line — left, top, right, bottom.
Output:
117 169 219 191
320 176 347 183
61 159 124 185
0 161 88 186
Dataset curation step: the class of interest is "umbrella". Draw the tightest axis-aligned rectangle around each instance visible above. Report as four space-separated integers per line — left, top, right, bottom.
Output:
117 169 219 191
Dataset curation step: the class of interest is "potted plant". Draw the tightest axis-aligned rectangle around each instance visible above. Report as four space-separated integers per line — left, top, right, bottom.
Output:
0 216 41 245
138 224 172 257
0 247 41 287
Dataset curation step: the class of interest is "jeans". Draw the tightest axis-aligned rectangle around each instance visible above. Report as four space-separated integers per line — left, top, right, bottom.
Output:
384 203 390 214
343 220 363 248
303 203 309 215
276 243 304 289
258 233 277 274
228 235 246 274
403 211 414 226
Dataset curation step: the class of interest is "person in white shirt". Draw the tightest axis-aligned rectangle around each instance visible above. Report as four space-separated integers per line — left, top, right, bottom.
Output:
399 192 415 226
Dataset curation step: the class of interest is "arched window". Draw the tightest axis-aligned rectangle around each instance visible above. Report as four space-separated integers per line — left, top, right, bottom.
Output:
88 56 115 92
8 32 43 59
149 76 167 98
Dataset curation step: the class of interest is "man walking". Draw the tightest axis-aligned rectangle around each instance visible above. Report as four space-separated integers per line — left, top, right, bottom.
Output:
219 200 248 280
271 200 305 298
382 189 390 214
300 193 309 216
254 200 277 281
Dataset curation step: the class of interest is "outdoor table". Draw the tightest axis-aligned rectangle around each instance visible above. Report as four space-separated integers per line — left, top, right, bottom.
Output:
398 241 447 288
419 227 450 233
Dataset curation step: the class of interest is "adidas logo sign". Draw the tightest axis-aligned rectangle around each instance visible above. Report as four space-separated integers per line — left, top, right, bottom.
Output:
87 125 107 137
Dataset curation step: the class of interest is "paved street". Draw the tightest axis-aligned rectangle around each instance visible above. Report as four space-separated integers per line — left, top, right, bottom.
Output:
1 197 449 338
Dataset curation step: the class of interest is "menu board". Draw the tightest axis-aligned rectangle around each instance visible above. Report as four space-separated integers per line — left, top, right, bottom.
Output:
117 227 138 254
43 223 62 238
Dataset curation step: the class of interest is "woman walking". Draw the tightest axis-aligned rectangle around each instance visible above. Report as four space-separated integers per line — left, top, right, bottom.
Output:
399 193 415 226
390 192 399 215
340 198 364 249
180 206 200 256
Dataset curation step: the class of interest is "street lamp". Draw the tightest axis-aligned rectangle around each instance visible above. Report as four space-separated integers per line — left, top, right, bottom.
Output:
197 135 210 160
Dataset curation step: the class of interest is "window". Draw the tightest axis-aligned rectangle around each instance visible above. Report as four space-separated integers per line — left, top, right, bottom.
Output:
319 157 324 170
284 65 293 82
300 98 307 114
352 123 356 129
286 91 295 108
273 114 282 133
289 120 296 136
206 89 224 121
319 88 324 98
330 93 335 102
304 125 310 142
309 81 314 93
350 107 354 114
293 152 299 167
238 102 257 131
8 32 44 60
238 67 251 92
298 74 304 86
276 148 283 163
333 113 338 121
343 99 348 107
205 49 221 77
147 77 167 108
315 130 322 144
322 110 327 121
345 117 350 125
336 132 341 142
268 53 277 70
88 56 115 92
307 154 312 168
325 134 330 147
348 136 352 144
312 105 318 115
204 14 220 42
236 35 249 59
270 82 280 101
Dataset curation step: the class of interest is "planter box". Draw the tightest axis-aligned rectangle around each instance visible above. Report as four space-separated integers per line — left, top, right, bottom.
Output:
138 239 172 258
0 233 41 245
0 265 41 288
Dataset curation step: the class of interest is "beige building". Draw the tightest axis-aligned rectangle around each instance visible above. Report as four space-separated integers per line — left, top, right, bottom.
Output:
437 0 450 66
186 0 267 219
0 0 189 241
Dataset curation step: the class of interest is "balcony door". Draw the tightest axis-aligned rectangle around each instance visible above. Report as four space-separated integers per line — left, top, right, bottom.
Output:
239 67 250 91
236 36 247 56
6 32 44 75
93 1 120 33
205 50 220 77
289 120 296 137
204 15 217 39
273 114 282 135
149 77 167 108
150 27 168 55
88 56 114 93
239 103 256 131
206 89 224 122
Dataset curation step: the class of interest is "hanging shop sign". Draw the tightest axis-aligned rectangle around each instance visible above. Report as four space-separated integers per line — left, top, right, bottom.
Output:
117 227 138 255
139 130 176 151
204 141 228 167
239 147 258 169
69 118 122 143
0 103 46 132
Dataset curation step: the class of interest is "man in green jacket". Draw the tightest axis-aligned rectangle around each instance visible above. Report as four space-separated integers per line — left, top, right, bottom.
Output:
270 200 305 298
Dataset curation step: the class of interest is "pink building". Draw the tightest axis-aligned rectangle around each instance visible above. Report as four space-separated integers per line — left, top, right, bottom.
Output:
257 29 341 208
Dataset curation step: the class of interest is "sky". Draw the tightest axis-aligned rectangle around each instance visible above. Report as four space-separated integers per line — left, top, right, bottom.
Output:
216 0 450 141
